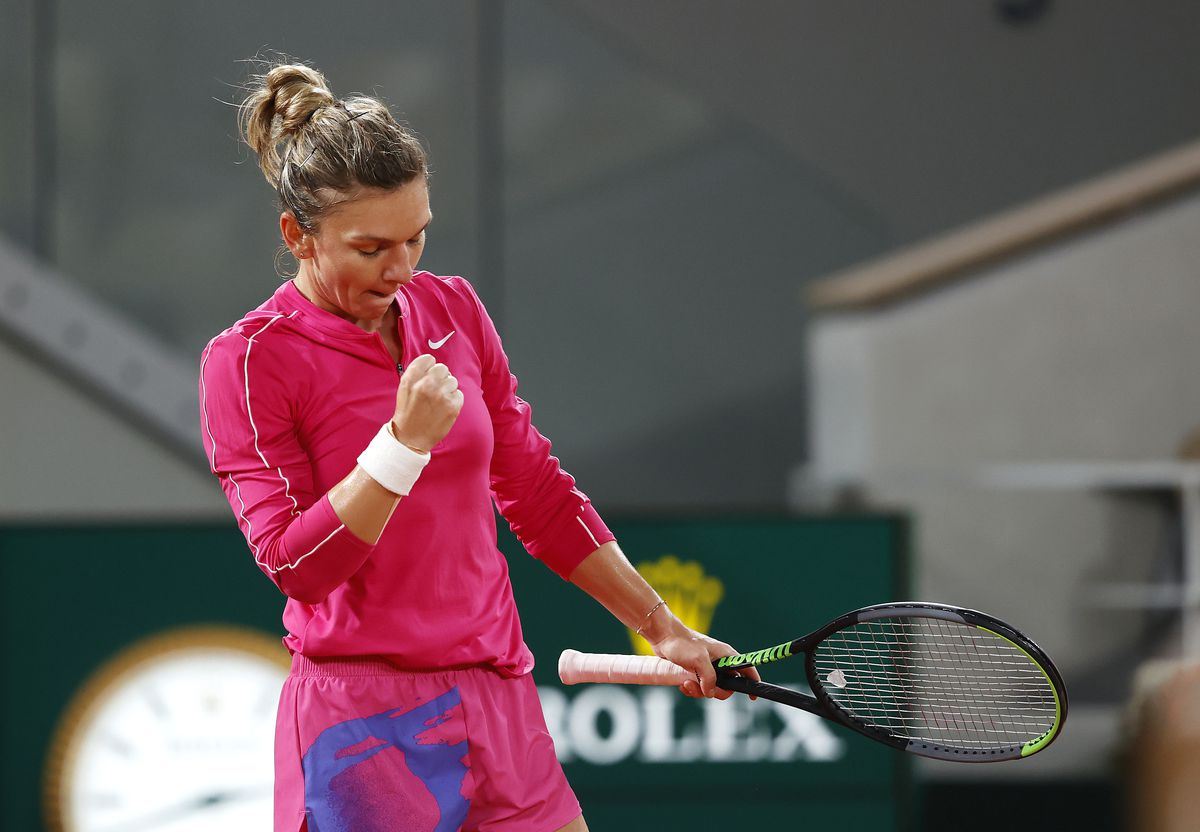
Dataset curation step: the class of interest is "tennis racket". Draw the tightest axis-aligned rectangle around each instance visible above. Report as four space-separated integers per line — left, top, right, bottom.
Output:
558 602 1067 762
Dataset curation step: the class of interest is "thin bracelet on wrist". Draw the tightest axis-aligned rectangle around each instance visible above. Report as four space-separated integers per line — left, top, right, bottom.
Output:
634 599 666 636
388 421 431 455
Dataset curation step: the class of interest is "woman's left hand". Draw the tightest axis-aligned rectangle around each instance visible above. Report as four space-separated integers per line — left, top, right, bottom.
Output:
649 625 761 700
566 544 761 700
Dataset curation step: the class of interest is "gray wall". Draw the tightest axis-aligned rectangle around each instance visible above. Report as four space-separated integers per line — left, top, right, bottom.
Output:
0 338 225 518
805 190 1200 776
5 1 1200 513
570 0 1200 245
0 0 37 250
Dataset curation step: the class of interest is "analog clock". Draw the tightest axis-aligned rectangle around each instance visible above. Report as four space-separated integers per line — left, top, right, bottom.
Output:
44 626 290 832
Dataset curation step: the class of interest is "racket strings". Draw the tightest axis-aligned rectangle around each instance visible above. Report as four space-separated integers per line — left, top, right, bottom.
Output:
812 617 1056 751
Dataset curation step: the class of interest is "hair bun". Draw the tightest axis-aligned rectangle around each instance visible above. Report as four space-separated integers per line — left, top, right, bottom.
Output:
263 65 336 133
239 63 337 187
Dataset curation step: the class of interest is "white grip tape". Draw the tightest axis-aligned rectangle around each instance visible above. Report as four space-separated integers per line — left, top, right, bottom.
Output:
558 649 692 686
356 423 431 496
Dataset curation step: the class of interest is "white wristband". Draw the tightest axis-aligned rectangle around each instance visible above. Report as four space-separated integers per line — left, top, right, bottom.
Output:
356 423 431 496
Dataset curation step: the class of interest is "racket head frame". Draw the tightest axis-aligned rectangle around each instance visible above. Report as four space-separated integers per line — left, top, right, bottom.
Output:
717 602 1068 762
808 603 1067 761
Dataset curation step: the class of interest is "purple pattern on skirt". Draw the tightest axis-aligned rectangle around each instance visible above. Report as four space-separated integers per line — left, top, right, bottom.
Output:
301 687 469 831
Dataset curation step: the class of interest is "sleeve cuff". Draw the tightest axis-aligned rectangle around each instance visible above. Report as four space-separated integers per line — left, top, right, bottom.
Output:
285 494 376 554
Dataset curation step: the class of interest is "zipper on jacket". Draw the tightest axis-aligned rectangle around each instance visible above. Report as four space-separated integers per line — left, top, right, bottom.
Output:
396 362 403 378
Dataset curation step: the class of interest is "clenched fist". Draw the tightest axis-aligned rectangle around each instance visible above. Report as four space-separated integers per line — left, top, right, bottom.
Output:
390 354 464 453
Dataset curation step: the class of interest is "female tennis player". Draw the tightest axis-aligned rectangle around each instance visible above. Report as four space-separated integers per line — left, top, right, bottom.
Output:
199 61 758 832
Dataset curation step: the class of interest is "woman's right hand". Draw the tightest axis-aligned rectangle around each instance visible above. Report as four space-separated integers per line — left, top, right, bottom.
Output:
390 354 464 452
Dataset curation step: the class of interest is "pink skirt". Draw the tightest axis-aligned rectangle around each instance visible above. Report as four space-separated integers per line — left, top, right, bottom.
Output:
274 654 581 832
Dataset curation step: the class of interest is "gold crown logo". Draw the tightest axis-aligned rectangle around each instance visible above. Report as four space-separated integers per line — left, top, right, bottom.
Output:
628 555 724 655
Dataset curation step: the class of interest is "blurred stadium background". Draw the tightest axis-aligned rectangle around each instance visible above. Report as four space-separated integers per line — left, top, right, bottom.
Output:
5 0 1200 829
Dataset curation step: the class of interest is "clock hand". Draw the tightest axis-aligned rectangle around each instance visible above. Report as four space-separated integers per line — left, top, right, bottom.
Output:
93 784 273 832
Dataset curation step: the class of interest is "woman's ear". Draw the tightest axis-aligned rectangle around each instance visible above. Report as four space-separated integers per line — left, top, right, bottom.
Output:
280 212 314 259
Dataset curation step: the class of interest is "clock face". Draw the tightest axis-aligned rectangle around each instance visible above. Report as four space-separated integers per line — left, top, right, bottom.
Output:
46 628 290 832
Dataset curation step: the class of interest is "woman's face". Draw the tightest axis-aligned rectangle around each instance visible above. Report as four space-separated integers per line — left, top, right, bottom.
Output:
285 179 431 329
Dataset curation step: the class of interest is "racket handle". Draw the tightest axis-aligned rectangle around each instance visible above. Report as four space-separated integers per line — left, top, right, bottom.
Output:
558 649 692 686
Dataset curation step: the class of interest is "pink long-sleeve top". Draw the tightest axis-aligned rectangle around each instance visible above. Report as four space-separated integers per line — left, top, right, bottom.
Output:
199 274 613 677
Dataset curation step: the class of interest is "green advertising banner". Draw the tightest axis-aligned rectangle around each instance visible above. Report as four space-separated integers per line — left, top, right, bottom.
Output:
503 515 910 827
0 516 907 831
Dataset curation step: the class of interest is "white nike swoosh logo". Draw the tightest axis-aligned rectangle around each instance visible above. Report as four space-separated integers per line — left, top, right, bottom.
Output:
428 331 455 350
